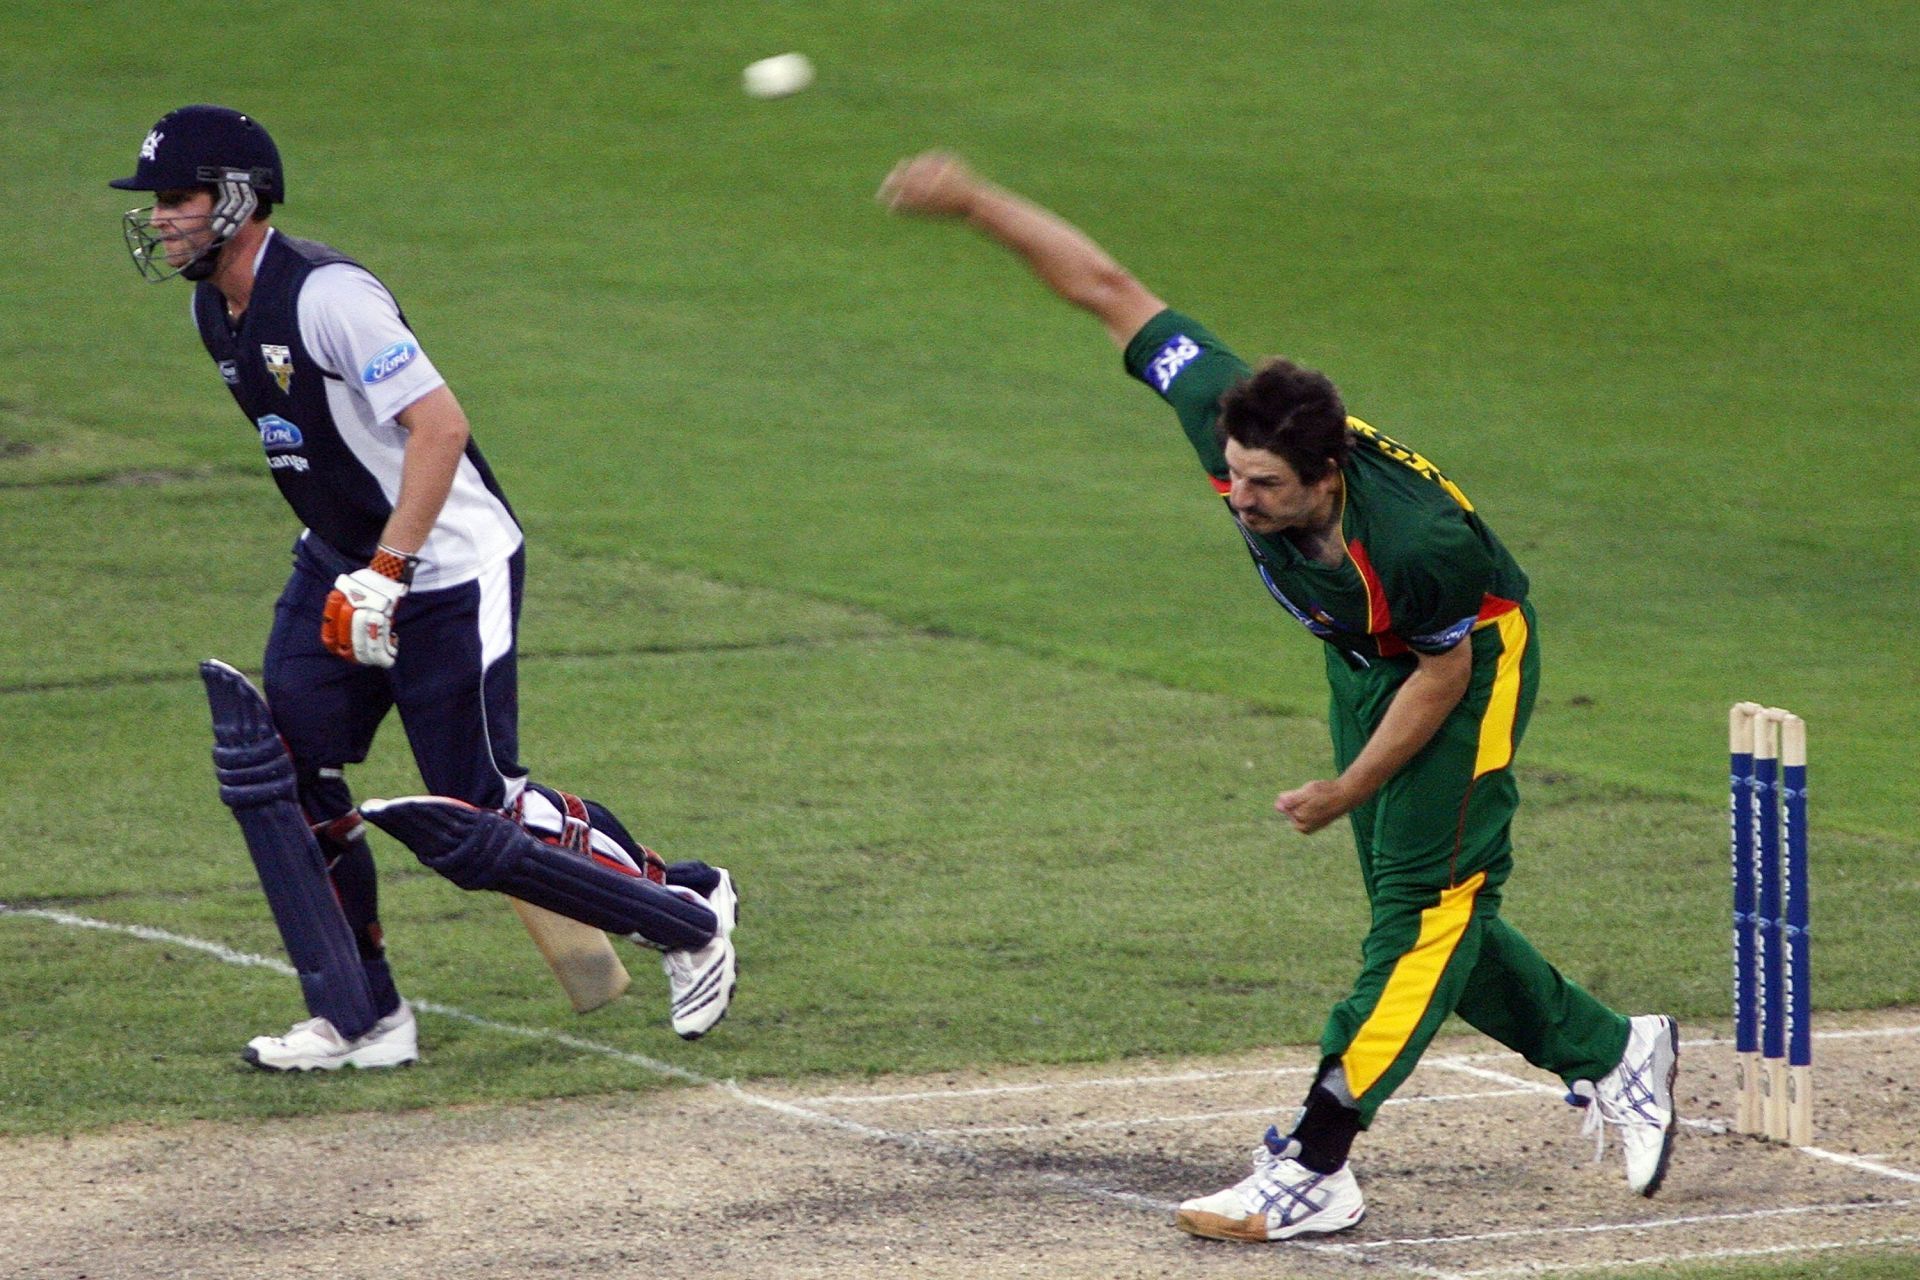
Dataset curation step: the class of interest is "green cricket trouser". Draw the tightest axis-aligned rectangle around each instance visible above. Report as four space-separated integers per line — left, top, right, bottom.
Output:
1318 602 1629 1124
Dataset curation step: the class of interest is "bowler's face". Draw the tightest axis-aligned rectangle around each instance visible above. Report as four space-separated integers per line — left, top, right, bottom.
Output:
147 189 216 269
1224 439 1334 535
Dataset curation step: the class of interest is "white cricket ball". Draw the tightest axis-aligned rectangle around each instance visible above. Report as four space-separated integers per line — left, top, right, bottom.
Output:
743 52 815 99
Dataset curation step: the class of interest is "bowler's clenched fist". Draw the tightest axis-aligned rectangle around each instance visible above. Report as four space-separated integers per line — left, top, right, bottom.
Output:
1276 779 1359 835
877 151 983 219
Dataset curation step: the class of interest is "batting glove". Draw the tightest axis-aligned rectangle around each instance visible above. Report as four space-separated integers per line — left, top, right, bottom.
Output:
320 546 418 667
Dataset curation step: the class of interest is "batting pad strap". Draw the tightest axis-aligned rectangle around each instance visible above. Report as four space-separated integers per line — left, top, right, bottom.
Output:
200 660 379 1040
519 782 664 882
363 798 715 951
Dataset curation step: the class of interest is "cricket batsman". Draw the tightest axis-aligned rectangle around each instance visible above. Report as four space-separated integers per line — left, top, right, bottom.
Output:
879 151 1678 1241
111 105 740 1066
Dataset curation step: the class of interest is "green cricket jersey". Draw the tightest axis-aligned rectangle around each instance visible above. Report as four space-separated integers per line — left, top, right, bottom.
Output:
1123 309 1530 674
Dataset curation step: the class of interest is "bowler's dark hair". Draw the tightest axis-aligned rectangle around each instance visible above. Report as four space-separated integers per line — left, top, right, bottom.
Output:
1216 358 1351 484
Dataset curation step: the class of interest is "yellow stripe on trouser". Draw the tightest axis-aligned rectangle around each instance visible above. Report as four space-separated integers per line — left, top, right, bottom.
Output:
1341 871 1487 1097
1473 609 1529 779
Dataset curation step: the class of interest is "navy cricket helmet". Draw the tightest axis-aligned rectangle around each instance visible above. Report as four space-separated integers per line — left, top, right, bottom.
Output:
112 105 283 282
110 104 283 198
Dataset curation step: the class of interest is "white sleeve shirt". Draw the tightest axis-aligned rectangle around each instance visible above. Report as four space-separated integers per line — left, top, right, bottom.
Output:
297 262 447 421
283 240 521 589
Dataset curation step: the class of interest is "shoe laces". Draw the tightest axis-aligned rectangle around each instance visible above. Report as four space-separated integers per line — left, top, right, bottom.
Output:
662 946 699 983
1567 1048 1664 1164
270 1016 345 1050
663 932 723 986
1261 1124 1304 1163
1567 1081 1609 1162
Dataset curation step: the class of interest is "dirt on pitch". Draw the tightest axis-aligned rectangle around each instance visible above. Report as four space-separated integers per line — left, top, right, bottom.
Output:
4 1012 1918 1280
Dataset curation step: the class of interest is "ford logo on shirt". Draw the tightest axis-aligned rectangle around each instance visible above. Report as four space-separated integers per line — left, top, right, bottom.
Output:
257 414 304 450
362 341 418 385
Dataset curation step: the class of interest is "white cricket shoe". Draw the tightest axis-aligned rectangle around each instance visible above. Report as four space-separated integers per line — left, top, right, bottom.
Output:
1174 1128 1366 1242
243 1000 419 1072
1568 1014 1679 1195
661 870 737 1040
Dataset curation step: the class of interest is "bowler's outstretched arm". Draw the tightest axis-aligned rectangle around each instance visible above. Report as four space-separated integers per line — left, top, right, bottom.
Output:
879 151 1166 347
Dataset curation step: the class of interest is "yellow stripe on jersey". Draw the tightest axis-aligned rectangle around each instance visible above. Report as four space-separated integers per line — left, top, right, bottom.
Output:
1473 608 1529 779
1342 871 1488 1098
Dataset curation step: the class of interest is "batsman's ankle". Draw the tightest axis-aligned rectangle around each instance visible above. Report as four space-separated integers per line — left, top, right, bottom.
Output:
360 955 401 1018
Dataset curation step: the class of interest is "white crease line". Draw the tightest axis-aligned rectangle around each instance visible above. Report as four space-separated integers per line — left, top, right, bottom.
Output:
796 1063 1317 1105
808 1026 1920 1105
1803 1026 1920 1041
1438 1024 1920 1063
1424 1056 1729 1136
799 1022 1920 1105
918 1090 1540 1139
1425 1054 1920 1185
1358 1196 1919 1248
1452 1233 1920 1278
7 906 309 974
1422 1056 1566 1096
1801 1148 1920 1185
1678 1026 1920 1048
0 907 720 1087
0 907 1173 1217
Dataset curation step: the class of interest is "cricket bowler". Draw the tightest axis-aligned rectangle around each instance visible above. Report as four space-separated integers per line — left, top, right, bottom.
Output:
879 151 1678 1241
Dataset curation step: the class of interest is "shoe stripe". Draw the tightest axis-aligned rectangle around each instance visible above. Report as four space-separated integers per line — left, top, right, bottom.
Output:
672 960 722 1010
672 957 729 1013
1253 1165 1338 1224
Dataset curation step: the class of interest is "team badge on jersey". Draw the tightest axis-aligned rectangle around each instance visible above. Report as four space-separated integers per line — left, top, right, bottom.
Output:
260 344 294 394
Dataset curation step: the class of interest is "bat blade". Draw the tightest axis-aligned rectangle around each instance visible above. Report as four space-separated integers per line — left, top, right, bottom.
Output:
509 898 631 1013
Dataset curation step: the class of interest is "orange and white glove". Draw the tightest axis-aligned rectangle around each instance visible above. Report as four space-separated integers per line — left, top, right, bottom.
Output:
320 546 417 667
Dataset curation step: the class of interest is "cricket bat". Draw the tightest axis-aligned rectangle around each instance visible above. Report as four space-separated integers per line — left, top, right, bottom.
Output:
510 898 631 1013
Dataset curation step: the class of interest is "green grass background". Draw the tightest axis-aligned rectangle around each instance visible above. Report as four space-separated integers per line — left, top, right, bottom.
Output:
2 4 1916 1272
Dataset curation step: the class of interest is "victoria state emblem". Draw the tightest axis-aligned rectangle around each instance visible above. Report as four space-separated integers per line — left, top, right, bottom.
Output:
261 344 294 393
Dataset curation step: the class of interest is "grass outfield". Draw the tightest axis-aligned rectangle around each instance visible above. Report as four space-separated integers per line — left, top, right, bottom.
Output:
2 4 1915 1275
9 1 1911 836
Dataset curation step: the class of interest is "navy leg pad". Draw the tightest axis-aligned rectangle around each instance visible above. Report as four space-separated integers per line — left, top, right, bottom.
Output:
361 796 714 950
201 660 378 1039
